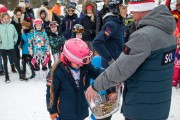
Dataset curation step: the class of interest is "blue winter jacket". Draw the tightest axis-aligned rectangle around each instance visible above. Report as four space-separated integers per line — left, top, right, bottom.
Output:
92 14 125 62
22 32 31 54
46 62 102 120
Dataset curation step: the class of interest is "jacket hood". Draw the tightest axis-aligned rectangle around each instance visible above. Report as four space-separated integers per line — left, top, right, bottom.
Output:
138 5 176 34
103 13 122 25
37 6 49 21
82 1 96 16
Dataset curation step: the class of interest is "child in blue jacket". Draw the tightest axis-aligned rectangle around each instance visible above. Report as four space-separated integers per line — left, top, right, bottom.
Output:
46 38 102 120
21 20 35 80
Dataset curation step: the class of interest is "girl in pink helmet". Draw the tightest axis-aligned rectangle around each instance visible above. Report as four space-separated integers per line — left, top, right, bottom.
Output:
46 38 102 120
28 19 50 71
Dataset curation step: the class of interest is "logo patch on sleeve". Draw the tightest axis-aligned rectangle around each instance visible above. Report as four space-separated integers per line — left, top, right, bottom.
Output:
105 27 112 36
161 49 175 65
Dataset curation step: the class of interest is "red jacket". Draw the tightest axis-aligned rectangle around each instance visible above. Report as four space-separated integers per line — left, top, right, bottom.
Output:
166 0 180 31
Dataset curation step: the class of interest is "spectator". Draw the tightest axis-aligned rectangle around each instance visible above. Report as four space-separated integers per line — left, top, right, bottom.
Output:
0 12 28 83
61 2 79 40
96 0 110 34
24 0 35 22
47 21 66 63
80 1 96 51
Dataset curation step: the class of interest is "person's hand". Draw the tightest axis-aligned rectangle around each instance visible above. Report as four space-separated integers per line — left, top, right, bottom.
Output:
108 93 117 102
85 86 98 102
50 113 58 120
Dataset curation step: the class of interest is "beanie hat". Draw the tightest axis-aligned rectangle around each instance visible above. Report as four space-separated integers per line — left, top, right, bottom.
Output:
0 5 8 13
18 2 26 9
128 0 157 12
67 2 76 9
21 20 31 29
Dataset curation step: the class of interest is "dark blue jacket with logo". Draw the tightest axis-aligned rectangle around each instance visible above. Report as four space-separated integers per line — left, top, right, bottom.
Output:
46 62 102 120
92 14 125 62
61 14 79 40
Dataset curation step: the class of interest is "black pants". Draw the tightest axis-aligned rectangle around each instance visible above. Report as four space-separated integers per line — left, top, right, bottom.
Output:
0 49 22 77
97 116 112 120
22 54 35 75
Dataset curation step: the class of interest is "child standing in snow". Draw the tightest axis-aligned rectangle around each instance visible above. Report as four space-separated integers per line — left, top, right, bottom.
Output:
28 19 50 71
46 38 102 120
173 38 180 86
0 12 27 83
47 21 66 64
21 20 35 79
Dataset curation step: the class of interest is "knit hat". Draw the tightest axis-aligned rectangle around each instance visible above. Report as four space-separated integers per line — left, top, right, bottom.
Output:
18 2 26 9
21 20 31 29
0 4 8 13
67 2 76 9
128 0 157 12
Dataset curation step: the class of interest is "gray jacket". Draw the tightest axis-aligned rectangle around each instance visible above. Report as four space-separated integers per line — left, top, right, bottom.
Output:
93 5 176 119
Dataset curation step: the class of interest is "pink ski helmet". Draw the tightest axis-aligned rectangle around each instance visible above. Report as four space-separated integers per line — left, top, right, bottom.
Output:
61 38 93 66
33 19 43 26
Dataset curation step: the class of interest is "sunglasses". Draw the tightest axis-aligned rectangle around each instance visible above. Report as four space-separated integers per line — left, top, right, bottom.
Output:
68 9 74 12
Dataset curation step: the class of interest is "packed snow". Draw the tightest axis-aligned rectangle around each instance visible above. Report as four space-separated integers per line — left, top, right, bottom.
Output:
0 66 180 120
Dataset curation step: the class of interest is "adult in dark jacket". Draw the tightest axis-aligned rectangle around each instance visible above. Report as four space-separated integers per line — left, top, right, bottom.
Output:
11 7 24 62
86 1 176 120
24 0 35 22
80 1 96 51
61 2 79 40
96 0 110 35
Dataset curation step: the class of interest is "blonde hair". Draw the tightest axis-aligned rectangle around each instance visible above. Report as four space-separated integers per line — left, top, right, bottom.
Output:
0 12 10 21
49 61 61 108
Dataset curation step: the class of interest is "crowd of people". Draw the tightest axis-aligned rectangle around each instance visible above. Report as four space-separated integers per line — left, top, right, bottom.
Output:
0 0 180 120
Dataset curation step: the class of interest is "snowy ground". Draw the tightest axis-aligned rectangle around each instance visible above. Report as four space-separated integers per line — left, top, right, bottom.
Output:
0 67 180 120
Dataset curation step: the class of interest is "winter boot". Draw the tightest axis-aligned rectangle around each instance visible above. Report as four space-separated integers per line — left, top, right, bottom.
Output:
34 64 40 71
5 76 10 83
29 73 36 79
42 66 47 71
11 64 17 73
19 74 28 81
